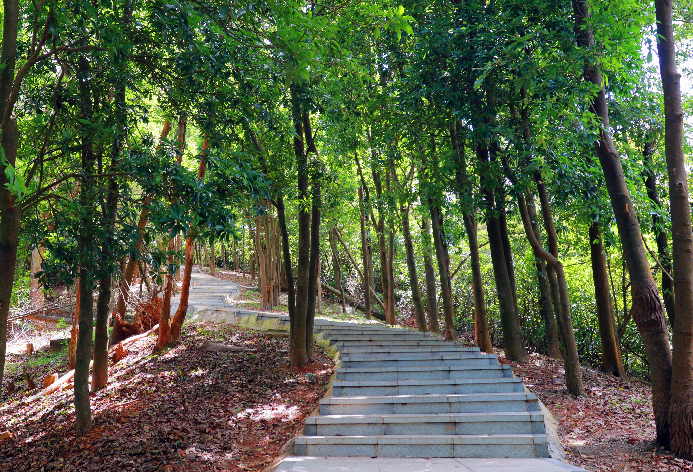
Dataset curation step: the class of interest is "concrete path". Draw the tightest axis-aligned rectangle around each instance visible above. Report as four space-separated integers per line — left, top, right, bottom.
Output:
177 269 585 472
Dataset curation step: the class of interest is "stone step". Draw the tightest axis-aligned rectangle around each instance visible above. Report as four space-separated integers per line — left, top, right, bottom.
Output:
332 378 525 396
336 364 513 381
316 326 432 339
340 355 498 369
293 434 550 458
304 412 546 436
333 340 466 349
325 332 440 340
320 392 540 416
341 351 492 361
338 345 480 354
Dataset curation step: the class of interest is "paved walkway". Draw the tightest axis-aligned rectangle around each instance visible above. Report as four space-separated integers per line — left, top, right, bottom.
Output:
178 269 586 472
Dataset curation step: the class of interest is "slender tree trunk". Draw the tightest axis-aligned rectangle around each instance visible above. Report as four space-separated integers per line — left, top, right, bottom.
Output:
359 187 372 319
386 170 396 324
510 185 584 394
113 120 173 345
590 221 626 378
463 213 492 352
477 143 526 361
401 207 427 332
0 0 21 392
290 84 310 367
156 246 174 351
574 0 672 442
276 195 295 335
450 121 491 350
497 196 521 321
75 56 96 436
329 229 347 313
304 111 321 361
429 204 457 341
527 195 561 359
169 138 208 346
642 142 675 326
422 217 441 334
654 0 693 456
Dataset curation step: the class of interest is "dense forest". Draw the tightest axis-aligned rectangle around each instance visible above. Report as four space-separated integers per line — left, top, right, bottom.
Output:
2 0 693 460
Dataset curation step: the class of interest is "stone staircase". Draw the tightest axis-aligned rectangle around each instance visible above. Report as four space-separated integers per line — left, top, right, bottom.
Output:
291 321 551 459
178 270 585 471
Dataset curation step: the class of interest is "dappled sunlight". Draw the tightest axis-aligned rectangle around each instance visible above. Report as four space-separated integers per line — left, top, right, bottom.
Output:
236 403 301 422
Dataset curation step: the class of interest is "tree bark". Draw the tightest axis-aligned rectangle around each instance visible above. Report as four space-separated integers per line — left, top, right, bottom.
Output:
422 216 441 334
0 0 21 391
429 204 457 341
510 186 584 394
358 186 372 320
476 142 527 362
450 121 491 351
304 111 320 361
329 229 347 313
654 0 693 456
290 84 310 367
573 0 672 442
169 138 209 346
74 56 96 436
589 221 626 378
643 141 674 326
527 195 561 359
401 207 427 332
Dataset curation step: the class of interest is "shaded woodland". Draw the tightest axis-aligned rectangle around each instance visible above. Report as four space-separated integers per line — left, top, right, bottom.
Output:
2 0 693 460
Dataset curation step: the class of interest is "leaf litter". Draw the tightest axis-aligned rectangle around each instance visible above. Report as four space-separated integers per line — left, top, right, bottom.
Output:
0 322 334 472
500 351 693 472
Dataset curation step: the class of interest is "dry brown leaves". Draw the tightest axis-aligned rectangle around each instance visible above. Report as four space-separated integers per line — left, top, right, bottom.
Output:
0 322 334 472
500 351 693 472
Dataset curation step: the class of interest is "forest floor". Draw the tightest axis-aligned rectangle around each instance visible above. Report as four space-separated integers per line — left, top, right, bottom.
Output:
1 320 335 472
5 268 692 471
498 351 693 472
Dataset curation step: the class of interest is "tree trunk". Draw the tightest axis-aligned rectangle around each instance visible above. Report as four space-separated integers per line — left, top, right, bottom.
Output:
497 195 521 321
113 120 173 346
527 195 561 359
429 204 457 341
573 0 672 442
92 273 111 390
450 121 491 351
654 0 693 456
422 217 441 334
290 84 310 367
590 221 626 378
0 0 21 392
511 188 584 394
463 213 492 352
329 229 347 314
30 247 45 305
358 186 372 320
75 55 96 436
402 207 427 332
642 142 674 325
169 138 209 346
477 143 526 362
386 170 396 324
304 111 320 361
334 227 386 312
68 283 80 370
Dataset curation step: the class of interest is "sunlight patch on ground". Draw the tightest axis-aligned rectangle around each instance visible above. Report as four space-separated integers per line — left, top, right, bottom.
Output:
236 403 301 422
